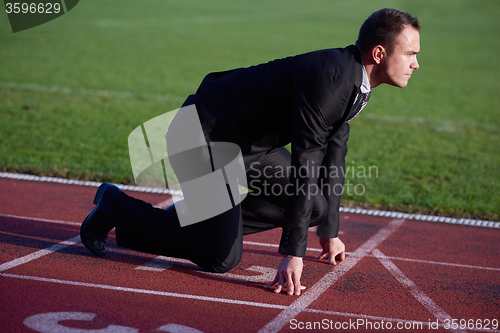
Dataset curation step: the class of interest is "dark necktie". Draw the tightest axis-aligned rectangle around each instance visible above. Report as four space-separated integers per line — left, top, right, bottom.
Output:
346 90 371 121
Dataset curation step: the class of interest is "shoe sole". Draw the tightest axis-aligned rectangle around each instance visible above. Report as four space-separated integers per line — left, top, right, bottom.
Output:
80 183 116 257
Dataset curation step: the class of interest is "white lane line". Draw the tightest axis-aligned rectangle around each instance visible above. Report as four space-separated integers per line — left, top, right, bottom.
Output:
378 255 500 272
244 240 325 253
2 213 497 272
0 272 290 310
135 255 176 272
373 249 467 333
258 219 405 333
0 213 81 226
0 235 81 272
135 254 278 283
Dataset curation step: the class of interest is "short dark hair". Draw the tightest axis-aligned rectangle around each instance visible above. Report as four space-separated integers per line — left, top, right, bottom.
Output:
356 8 420 56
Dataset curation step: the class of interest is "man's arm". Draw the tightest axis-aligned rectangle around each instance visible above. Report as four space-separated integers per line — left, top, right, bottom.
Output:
315 122 350 265
266 71 353 295
279 71 353 258
316 122 350 239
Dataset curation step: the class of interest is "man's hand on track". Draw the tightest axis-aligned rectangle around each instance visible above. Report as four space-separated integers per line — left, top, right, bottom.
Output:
317 237 345 265
265 256 306 295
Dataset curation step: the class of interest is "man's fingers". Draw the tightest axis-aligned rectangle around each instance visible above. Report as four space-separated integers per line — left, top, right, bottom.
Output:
272 271 286 294
337 250 346 262
318 237 346 265
264 282 277 289
286 273 295 295
328 250 347 265
273 284 283 294
292 271 302 295
317 251 328 260
265 271 291 294
267 256 304 295
264 275 278 288
264 273 280 289
267 280 306 294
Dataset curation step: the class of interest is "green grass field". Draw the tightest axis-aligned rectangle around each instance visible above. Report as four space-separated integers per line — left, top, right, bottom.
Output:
0 0 498 221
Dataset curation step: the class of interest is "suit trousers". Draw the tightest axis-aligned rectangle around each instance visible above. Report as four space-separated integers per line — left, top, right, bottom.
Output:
114 124 349 273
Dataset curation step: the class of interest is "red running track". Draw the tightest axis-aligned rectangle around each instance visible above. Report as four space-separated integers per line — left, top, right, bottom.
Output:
0 176 499 333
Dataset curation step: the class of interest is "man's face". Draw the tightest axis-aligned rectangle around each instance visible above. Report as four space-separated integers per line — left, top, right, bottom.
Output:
381 25 420 88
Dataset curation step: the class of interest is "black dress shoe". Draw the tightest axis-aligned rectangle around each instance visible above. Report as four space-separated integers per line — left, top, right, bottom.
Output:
80 183 122 257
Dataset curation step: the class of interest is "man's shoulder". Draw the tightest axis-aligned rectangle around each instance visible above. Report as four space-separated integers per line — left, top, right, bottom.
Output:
286 45 361 79
302 45 359 65
298 45 358 58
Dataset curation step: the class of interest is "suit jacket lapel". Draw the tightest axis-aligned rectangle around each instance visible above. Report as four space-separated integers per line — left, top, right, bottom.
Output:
345 45 364 115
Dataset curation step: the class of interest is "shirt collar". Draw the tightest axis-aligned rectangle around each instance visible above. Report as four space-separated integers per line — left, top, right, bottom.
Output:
360 59 371 94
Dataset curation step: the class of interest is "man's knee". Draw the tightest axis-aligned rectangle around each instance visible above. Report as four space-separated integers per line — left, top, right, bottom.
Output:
208 248 242 273
210 260 239 273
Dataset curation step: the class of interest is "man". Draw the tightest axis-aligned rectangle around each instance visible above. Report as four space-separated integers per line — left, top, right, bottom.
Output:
81 8 420 296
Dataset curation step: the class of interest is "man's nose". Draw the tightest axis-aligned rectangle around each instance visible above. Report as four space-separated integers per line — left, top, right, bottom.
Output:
412 57 420 70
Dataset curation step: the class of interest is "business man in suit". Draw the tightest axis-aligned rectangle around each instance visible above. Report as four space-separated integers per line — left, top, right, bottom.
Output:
80 8 421 295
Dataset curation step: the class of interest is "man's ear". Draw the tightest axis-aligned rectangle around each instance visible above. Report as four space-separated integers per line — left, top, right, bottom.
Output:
372 45 385 64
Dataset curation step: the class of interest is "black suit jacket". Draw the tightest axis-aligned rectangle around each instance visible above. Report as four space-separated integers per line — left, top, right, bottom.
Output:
184 45 363 257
